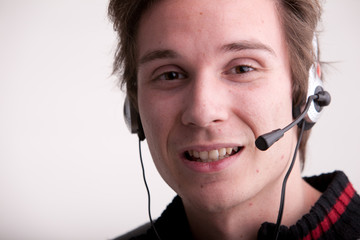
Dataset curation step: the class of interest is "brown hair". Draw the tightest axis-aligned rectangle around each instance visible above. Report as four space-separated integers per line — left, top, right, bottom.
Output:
108 0 322 168
275 0 322 168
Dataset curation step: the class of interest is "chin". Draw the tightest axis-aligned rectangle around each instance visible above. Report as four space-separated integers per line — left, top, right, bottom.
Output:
181 179 253 214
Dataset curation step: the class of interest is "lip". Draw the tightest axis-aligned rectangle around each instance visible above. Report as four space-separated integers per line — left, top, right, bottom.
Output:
180 145 243 173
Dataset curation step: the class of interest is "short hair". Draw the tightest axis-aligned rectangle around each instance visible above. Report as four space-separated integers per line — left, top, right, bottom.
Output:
108 0 322 168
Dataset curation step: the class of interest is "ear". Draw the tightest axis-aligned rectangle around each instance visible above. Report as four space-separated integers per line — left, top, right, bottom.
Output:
316 62 321 79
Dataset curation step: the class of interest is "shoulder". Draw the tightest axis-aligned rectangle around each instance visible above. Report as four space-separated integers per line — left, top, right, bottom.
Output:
112 196 192 240
305 171 360 239
112 222 151 240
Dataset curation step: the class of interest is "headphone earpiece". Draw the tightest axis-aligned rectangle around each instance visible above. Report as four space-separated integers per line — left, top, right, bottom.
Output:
292 35 330 130
123 96 145 141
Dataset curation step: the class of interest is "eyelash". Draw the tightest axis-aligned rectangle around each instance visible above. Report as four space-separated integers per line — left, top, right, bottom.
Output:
154 71 187 81
151 63 256 83
226 65 255 75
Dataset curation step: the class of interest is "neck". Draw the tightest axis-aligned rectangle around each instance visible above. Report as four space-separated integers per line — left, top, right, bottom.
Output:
185 203 263 240
183 160 321 240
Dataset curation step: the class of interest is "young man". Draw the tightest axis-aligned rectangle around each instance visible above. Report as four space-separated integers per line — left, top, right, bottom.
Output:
109 0 360 239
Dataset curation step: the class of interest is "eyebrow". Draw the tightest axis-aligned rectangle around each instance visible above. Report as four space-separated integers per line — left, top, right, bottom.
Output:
139 49 179 65
221 41 276 56
138 40 276 65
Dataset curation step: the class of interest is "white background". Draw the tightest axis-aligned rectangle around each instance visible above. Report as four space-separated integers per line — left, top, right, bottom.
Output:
0 1 359 240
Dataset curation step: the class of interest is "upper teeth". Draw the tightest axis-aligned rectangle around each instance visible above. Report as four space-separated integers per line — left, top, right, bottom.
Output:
188 147 239 162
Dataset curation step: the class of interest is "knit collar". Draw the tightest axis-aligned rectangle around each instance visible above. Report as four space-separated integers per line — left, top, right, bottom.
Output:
258 171 360 240
153 171 360 240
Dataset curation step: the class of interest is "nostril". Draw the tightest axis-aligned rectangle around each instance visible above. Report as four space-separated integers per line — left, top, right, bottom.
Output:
181 107 228 128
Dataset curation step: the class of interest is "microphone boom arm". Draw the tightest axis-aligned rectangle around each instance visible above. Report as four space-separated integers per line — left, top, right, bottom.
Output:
255 94 319 151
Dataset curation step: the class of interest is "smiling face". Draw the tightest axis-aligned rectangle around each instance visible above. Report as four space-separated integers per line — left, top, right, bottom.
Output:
136 0 298 212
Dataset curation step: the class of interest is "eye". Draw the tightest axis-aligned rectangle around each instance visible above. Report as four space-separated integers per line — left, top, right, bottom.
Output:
156 71 187 81
230 65 255 74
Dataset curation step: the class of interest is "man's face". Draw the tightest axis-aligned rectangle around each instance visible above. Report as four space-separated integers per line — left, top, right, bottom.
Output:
136 0 297 212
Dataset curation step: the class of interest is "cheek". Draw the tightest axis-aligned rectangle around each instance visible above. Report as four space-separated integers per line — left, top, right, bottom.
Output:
138 94 172 176
138 97 164 145
234 82 293 136
138 82 184 141
138 97 186 194
139 97 176 140
137 88 178 164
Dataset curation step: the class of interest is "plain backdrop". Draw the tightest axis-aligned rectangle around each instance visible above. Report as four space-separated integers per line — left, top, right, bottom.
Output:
0 1 359 240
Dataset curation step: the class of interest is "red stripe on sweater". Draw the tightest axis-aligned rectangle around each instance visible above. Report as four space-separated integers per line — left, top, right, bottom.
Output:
302 183 355 240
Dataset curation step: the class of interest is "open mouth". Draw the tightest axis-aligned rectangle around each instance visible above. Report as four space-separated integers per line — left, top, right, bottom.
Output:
184 146 243 163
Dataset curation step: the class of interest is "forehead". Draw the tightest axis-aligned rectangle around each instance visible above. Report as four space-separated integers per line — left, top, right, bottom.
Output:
136 0 286 61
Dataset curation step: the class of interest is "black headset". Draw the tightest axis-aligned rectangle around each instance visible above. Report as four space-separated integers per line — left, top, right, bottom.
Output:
123 96 145 141
293 36 328 130
255 36 331 151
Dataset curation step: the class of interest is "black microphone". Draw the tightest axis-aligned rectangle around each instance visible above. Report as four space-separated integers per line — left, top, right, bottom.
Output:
255 91 331 151
316 90 331 107
257 90 331 240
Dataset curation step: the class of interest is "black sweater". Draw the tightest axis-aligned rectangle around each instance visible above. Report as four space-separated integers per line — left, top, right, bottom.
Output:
117 171 360 240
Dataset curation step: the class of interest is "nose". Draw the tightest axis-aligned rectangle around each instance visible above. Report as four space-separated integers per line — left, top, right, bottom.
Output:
181 73 229 128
